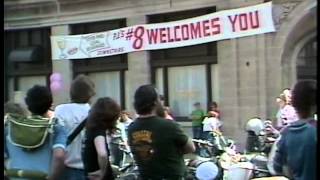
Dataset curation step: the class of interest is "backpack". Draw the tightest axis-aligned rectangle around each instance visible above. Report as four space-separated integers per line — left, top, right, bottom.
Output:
6 113 56 150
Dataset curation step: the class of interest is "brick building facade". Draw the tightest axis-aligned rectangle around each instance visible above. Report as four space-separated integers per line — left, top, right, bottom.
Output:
4 0 317 145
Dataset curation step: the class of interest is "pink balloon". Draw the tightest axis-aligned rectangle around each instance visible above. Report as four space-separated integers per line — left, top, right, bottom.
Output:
50 81 62 93
50 73 62 82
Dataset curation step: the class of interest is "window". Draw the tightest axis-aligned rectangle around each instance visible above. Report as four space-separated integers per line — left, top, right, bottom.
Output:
71 19 127 108
4 28 52 102
168 65 207 116
15 76 47 107
149 7 218 121
297 37 317 80
88 71 121 106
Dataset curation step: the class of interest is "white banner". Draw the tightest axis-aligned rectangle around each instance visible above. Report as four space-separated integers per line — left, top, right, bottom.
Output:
51 2 275 60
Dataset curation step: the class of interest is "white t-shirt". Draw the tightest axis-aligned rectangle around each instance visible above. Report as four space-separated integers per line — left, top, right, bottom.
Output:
54 103 91 169
202 117 221 132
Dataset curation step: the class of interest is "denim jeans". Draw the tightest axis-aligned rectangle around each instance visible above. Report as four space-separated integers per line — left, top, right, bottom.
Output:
63 167 86 180
192 126 203 139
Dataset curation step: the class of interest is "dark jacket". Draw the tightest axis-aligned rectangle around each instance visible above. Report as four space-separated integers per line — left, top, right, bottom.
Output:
273 118 317 180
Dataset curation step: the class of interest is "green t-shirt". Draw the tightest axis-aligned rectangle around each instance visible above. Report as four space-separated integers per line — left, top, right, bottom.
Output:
191 109 205 127
127 116 188 179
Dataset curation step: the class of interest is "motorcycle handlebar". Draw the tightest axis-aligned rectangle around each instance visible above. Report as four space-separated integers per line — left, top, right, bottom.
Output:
192 139 214 147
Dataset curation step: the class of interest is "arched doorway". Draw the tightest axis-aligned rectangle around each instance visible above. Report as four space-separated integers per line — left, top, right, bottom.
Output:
279 1 317 88
296 37 317 80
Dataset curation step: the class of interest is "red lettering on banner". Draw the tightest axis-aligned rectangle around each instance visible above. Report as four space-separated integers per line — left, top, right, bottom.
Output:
249 11 260 29
145 15 243 47
181 24 190 40
159 28 167 43
190 22 202 39
211 18 221 35
228 15 238 32
167 27 175 42
239 13 248 30
133 26 145 49
147 29 158 44
174 26 181 42
228 11 261 32
202 20 211 37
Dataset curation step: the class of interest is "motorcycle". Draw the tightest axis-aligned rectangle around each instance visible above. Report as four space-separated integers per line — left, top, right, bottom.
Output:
186 139 225 180
216 118 284 180
111 142 140 180
190 128 275 180
194 130 236 158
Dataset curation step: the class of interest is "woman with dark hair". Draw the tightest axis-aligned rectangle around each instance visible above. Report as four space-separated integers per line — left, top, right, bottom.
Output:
82 97 121 180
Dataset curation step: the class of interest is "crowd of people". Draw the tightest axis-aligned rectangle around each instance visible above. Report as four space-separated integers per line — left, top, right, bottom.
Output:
190 101 222 141
3 74 317 180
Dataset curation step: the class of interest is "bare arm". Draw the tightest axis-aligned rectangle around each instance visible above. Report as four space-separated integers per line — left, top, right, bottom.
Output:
94 136 108 177
49 148 65 180
48 122 67 180
182 138 196 154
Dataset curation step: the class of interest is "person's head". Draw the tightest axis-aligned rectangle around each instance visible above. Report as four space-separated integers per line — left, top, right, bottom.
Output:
209 101 218 111
155 103 166 118
134 85 160 115
207 111 216 117
70 74 95 103
276 94 287 108
282 88 292 104
4 102 29 117
119 110 131 122
194 102 201 110
86 97 121 131
164 106 171 115
291 80 316 119
159 95 165 105
25 85 52 116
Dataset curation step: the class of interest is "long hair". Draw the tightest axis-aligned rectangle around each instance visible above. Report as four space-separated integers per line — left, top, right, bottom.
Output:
86 97 121 131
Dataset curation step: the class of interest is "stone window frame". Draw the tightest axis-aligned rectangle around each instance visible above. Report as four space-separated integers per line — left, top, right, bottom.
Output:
70 19 128 108
4 28 52 102
148 6 218 121
283 31 317 86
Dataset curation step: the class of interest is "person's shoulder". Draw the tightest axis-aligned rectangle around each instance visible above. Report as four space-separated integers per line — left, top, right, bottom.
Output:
160 118 182 129
283 120 316 134
86 128 106 138
283 105 295 111
57 103 89 109
54 103 72 114
55 103 70 109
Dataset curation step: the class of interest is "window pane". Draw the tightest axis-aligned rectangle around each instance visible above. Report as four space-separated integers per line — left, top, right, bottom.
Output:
124 70 130 110
211 64 220 103
88 71 121 105
155 68 164 95
17 76 47 106
168 65 207 116
297 38 317 80
8 78 15 102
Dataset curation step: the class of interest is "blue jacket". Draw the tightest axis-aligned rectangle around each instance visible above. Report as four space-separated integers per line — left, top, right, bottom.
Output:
273 118 317 180
4 116 67 179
